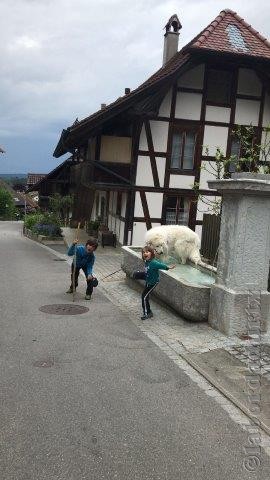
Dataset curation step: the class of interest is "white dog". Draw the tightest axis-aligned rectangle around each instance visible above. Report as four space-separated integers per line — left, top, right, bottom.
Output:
145 225 201 264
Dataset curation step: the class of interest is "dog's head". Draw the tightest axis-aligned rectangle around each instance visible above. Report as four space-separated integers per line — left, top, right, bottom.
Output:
145 233 168 257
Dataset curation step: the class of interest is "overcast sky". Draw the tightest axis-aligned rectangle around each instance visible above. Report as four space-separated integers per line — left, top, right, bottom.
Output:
0 0 269 174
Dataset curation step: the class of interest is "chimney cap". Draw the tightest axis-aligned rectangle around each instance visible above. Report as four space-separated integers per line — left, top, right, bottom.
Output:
164 14 182 34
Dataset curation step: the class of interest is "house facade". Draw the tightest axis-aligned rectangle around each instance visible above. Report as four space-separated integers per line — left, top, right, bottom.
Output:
27 159 75 209
52 9 270 245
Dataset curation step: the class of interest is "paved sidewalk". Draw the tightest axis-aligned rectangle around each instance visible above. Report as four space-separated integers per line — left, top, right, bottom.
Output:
60 227 270 436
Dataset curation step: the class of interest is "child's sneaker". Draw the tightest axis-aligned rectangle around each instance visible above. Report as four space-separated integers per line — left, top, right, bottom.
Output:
85 294 92 300
141 312 153 320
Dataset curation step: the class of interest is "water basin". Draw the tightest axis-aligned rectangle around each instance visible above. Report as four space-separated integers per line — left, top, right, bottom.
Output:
121 246 216 322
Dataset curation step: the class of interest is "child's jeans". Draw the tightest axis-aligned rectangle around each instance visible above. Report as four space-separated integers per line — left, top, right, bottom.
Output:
141 283 158 315
70 264 94 295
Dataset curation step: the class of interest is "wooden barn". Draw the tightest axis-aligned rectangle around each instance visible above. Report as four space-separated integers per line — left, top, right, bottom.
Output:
52 9 270 245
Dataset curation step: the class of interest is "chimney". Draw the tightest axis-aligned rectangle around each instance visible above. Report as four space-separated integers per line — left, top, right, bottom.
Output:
163 14 182 65
101 103 106 110
125 87 131 95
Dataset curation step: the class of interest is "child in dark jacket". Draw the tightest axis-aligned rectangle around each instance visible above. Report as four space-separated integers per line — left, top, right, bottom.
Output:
140 245 175 320
66 237 98 300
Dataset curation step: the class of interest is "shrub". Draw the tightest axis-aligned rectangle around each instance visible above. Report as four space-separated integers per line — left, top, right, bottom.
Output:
24 213 43 230
32 223 62 237
24 212 62 237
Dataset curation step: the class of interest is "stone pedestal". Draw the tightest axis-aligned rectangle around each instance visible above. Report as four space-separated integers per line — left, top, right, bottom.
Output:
208 173 270 336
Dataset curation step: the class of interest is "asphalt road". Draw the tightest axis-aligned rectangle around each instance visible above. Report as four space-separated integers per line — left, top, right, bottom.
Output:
0 221 269 480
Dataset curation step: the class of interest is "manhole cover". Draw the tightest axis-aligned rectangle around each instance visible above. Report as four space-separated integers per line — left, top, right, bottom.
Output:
39 304 89 315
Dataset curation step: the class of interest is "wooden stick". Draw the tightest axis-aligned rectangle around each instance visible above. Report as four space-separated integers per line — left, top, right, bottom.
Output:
72 221 81 302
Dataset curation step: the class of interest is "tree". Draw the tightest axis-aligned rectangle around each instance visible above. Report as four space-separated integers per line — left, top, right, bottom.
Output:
193 124 270 215
0 187 16 219
49 194 73 226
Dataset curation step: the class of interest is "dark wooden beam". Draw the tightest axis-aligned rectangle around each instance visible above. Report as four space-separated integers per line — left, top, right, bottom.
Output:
140 191 152 230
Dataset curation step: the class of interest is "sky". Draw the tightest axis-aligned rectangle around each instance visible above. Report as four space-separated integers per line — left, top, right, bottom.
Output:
0 0 270 174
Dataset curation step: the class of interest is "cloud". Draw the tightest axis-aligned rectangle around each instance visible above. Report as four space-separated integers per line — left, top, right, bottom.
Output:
0 0 269 171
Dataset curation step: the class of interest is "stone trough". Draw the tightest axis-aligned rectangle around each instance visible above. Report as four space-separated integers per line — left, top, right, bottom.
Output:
121 246 216 322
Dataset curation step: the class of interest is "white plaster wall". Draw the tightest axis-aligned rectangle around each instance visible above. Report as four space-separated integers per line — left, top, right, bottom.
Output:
260 130 270 162
195 225 202 238
175 92 202 120
136 156 154 187
196 196 219 220
132 222 161 245
108 213 113 231
146 192 163 218
237 68 262 96
114 217 120 236
203 125 229 156
134 192 144 217
116 217 123 240
234 99 260 126
150 121 168 152
205 106 231 123
178 64 205 89
119 220 125 244
91 195 97 220
156 156 166 188
112 214 118 233
132 222 147 246
263 93 270 127
169 174 194 189
121 192 127 217
199 161 218 190
139 124 148 150
158 89 172 117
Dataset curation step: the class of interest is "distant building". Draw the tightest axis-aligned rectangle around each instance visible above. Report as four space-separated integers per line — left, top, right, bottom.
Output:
26 159 74 209
27 173 46 190
0 178 37 213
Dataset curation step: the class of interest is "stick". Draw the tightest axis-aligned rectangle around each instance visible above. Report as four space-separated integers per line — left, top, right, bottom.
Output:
101 268 122 281
72 221 81 302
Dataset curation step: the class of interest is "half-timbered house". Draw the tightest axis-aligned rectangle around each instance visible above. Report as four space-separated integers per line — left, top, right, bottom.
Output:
52 9 270 245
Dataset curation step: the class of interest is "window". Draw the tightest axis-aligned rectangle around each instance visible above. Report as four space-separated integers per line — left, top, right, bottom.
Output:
171 130 196 170
165 196 190 225
206 69 233 105
228 128 259 173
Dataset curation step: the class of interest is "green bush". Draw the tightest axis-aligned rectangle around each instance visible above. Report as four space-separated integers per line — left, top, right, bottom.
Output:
24 213 43 230
86 220 100 232
0 187 16 220
24 212 62 237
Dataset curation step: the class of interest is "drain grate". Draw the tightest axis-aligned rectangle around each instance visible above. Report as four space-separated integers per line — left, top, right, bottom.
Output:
39 304 89 315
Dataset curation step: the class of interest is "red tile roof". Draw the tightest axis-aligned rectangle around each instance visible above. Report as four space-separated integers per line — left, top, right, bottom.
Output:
54 9 270 157
27 173 46 186
186 9 270 59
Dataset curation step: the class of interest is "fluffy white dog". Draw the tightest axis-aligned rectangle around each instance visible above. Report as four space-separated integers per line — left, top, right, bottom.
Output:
145 225 201 265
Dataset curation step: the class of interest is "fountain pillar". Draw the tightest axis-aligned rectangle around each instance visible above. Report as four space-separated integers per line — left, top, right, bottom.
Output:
208 173 270 336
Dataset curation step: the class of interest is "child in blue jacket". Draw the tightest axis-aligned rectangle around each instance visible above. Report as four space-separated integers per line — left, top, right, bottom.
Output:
140 245 175 320
67 237 98 300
